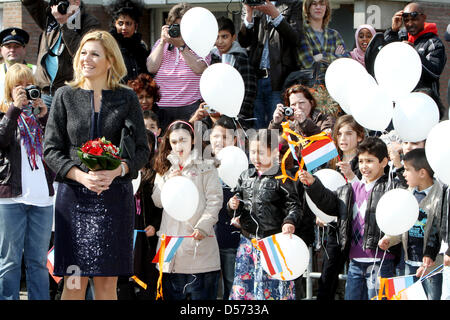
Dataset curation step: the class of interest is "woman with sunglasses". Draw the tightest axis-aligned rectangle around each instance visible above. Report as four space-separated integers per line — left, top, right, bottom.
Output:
385 2 446 119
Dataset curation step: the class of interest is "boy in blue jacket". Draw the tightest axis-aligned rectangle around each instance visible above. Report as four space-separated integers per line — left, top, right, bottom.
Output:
299 137 406 300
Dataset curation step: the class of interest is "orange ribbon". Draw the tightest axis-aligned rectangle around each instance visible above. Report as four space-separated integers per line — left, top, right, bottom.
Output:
156 234 166 300
276 121 335 183
131 275 147 290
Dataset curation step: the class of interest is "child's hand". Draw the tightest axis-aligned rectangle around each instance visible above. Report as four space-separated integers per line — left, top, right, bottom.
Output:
444 254 450 267
168 169 181 179
230 216 241 228
336 162 355 180
316 217 326 228
388 145 402 168
191 229 205 241
378 237 390 251
228 195 240 210
282 223 295 237
299 170 315 186
144 225 156 237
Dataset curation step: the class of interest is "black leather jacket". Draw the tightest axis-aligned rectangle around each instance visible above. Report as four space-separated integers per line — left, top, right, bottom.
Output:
228 166 302 239
305 174 406 253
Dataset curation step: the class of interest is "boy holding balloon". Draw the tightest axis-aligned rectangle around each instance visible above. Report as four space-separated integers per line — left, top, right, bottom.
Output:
299 137 406 300
378 148 444 300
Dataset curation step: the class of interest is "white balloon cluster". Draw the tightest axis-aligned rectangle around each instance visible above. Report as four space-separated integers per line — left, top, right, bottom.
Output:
325 41 439 141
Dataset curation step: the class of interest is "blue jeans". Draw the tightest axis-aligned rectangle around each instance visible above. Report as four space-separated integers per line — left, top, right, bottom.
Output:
0 203 53 300
405 263 442 300
344 259 395 300
162 270 220 300
219 247 237 300
254 77 281 129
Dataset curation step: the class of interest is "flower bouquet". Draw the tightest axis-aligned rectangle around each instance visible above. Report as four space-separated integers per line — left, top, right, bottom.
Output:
77 137 122 171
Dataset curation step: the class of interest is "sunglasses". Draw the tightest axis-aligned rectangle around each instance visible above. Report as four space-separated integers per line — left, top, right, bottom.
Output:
401 11 423 20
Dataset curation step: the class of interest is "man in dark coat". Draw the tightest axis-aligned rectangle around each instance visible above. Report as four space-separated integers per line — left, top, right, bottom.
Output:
384 2 447 119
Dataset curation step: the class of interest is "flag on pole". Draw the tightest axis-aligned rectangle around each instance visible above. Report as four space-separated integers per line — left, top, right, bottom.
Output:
47 247 62 284
301 138 338 172
152 236 185 264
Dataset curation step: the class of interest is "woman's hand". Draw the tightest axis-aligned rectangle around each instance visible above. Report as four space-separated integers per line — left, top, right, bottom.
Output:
145 225 156 237
12 86 28 109
32 98 48 118
189 102 209 123
80 167 121 195
272 104 285 124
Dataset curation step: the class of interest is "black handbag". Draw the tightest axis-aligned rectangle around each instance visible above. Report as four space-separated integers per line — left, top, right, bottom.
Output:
119 119 137 177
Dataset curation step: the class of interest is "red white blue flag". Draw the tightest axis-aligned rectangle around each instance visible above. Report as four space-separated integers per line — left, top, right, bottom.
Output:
301 139 338 172
152 236 185 263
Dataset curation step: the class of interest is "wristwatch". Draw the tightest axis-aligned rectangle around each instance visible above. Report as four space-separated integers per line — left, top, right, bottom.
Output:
120 162 126 177
179 44 187 52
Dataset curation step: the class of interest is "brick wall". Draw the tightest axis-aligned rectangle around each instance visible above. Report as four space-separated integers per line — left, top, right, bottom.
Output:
421 1 450 118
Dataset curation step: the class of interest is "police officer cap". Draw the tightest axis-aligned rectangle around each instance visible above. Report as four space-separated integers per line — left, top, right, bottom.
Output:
0 28 30 47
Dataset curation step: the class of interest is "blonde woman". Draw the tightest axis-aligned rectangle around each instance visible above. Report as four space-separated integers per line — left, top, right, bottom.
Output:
0 63 53 300
43 30 150 300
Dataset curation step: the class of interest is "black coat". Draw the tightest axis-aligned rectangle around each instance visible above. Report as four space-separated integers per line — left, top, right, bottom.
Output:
305 174 406 253
228 166 303 239
110 29 150 83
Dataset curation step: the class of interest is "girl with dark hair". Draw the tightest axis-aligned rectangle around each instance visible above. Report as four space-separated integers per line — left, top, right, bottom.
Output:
151 120 223 300
108 0 149 83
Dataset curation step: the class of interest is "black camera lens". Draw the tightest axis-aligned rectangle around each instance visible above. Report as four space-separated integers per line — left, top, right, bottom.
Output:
25 85 41 100
242 0 266 6
168 24 181 38
57 1 70 15
282 106 294 117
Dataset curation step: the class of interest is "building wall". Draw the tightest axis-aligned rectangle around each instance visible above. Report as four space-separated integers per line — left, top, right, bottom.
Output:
1 0 448 114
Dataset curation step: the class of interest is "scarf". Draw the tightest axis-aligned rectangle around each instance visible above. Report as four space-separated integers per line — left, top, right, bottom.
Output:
408 22 438 44
350 24 376 67
17 103 44 170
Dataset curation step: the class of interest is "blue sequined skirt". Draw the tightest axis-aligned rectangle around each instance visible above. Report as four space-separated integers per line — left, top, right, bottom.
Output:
53 181 135 277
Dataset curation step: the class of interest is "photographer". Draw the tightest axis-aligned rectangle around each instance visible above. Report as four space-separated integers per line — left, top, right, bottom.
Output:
21 0 99 108
238 0 303 129
0 63 53 300
146 2 210 132
268 83 335 137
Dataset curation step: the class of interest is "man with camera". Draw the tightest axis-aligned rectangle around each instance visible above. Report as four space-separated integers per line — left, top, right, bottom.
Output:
0 27 37 103
384 2 447 119
21 0 99 108
238 0 303 129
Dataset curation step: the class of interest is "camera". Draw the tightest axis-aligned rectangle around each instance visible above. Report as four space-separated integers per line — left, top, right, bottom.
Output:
242 0 265 6
203 105 217 114
168 24 181 38
282 106 294 117
25 85 41 101
49 0 70 15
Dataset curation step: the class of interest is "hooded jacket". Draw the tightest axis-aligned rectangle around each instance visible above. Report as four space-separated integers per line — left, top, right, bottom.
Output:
152 153 223 274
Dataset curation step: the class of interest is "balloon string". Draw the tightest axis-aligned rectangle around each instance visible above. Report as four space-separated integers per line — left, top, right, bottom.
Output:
183 239 198 295
321 226 329 260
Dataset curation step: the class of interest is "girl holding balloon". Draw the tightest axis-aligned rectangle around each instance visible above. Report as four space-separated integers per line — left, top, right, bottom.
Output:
316 115 365 300
151 120 223 300
227 129 302 300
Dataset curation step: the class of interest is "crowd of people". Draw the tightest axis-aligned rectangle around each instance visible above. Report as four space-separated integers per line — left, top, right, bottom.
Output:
0 0 449 301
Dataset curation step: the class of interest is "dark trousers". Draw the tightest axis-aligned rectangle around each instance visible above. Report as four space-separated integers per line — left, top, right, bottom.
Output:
162 270 220 301
317 238 347 300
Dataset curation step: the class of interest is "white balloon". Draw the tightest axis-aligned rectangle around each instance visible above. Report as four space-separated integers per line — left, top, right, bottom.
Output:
132 170 141 195
374 42 422 102
375 188 419 236
161 176 199 222
180 7 218 58
260 233 310 281
216 146 248 188
200 63 245 117
325 58 374 114
350 85 394 131
425 120 450 185
305 169 346 224
393 92 439 142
